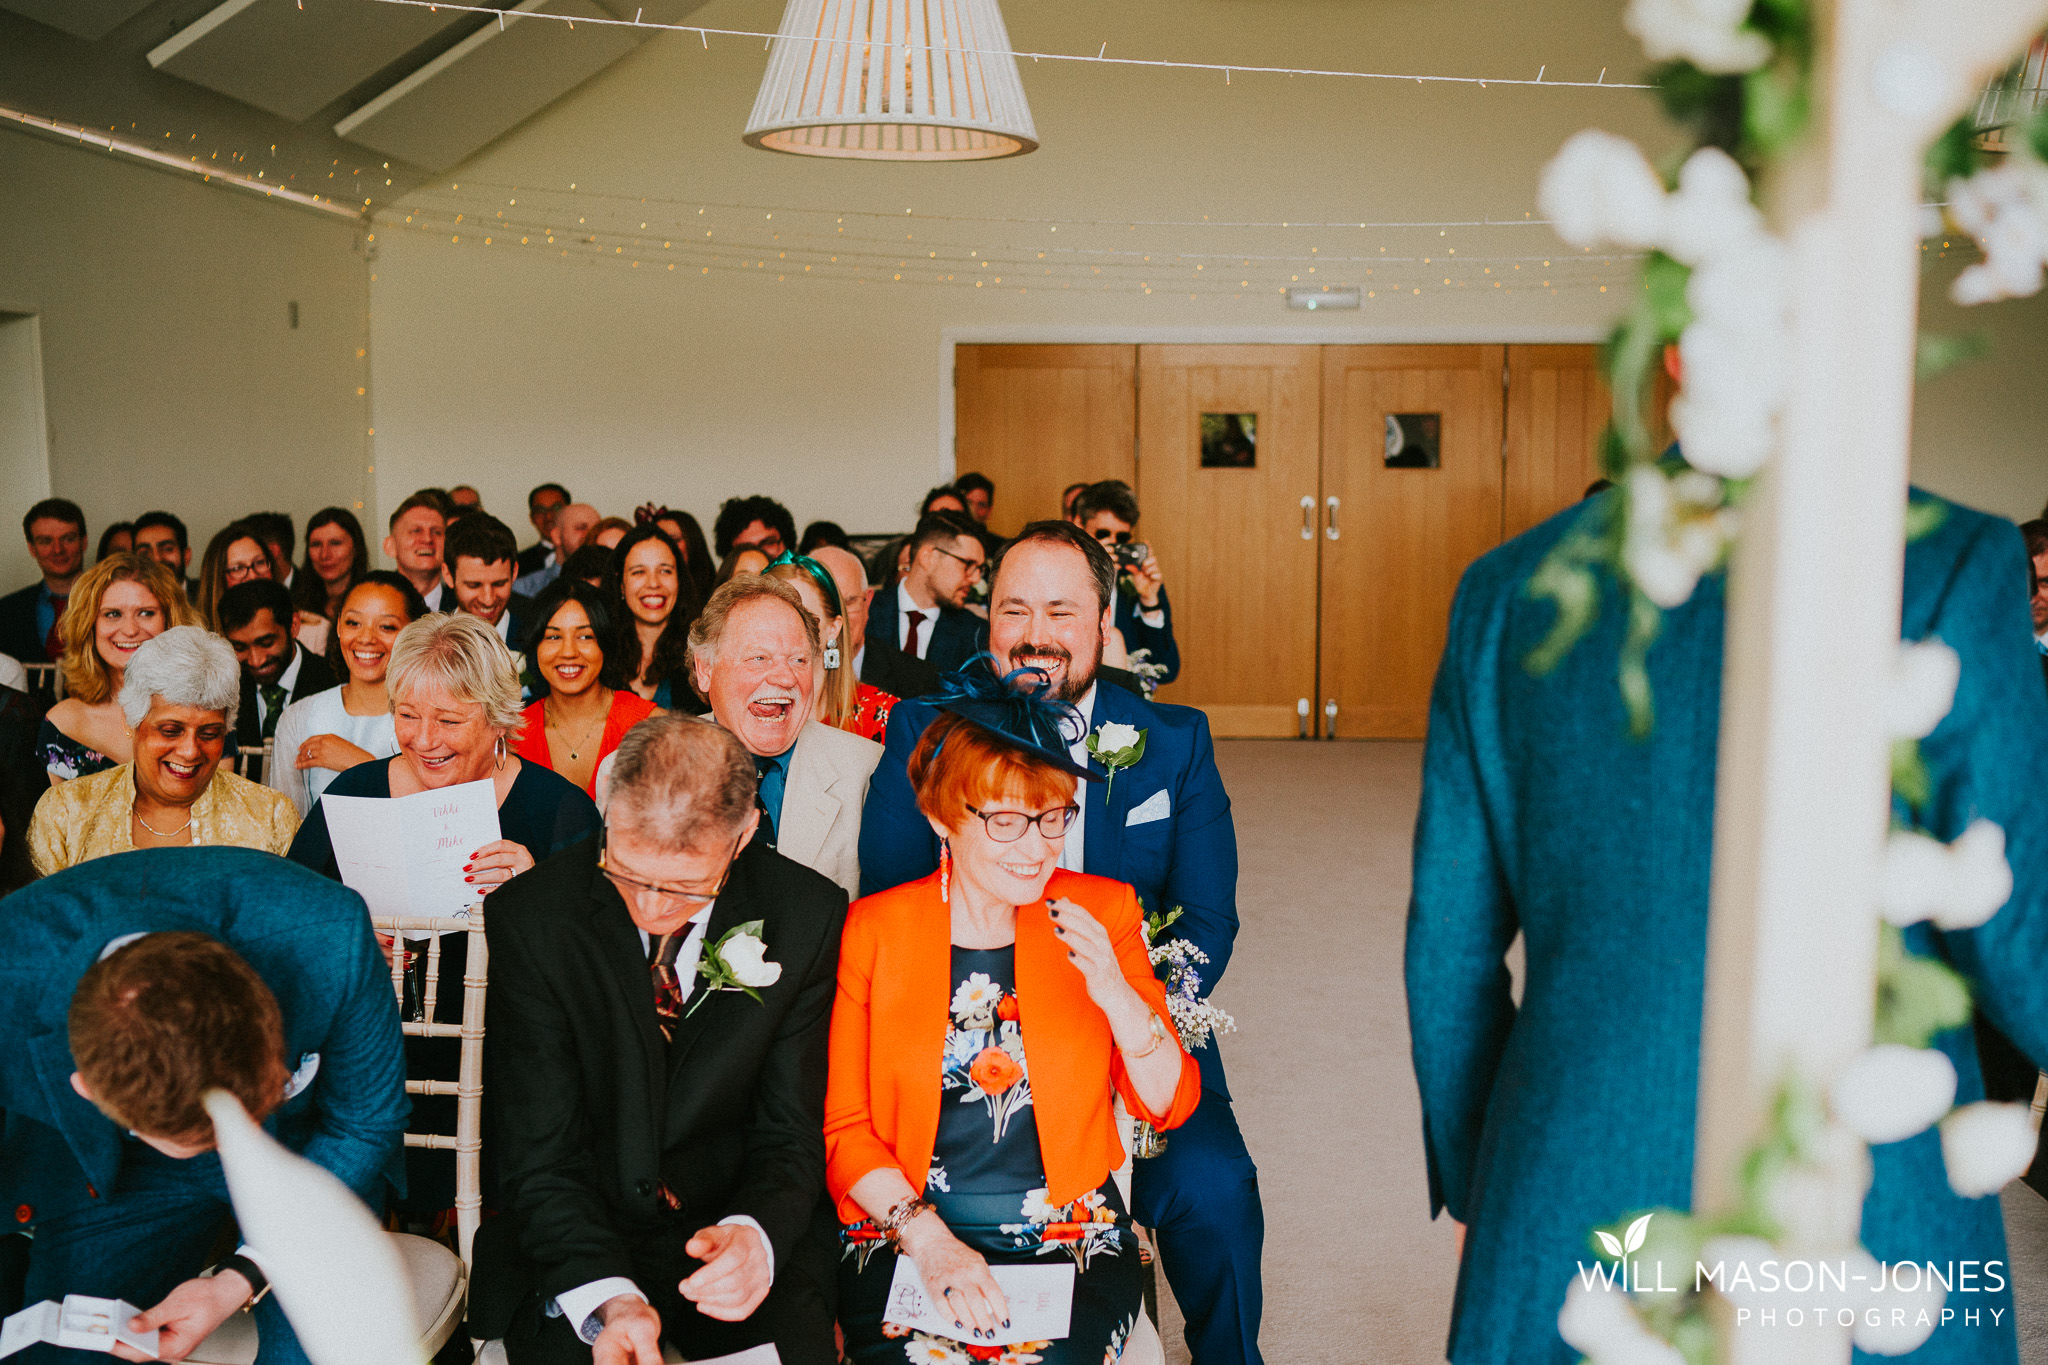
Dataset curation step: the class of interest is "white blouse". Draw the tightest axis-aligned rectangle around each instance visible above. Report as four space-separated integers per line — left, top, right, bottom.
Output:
266 685 399 815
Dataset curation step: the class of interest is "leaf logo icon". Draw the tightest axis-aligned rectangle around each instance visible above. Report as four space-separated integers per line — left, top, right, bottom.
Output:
1595 1230 1624 1258
1624 1213 1652 1254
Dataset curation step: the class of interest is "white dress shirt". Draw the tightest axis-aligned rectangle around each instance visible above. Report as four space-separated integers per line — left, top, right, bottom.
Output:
253 647 305 734
1057 685 1099 874
550 903 774 1342
896 582 938 658
421 581 446 613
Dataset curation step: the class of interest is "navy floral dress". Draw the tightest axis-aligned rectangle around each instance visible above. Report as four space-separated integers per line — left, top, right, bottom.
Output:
839 945 1142 1365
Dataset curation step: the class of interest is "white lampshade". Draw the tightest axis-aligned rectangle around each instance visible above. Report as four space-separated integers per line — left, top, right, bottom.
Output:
744 0 1038 161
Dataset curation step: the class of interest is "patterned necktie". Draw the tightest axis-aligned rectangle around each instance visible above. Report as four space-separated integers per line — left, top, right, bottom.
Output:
904 609 928 658
260 682 287 740
41 595 65 661
649 931 687 1042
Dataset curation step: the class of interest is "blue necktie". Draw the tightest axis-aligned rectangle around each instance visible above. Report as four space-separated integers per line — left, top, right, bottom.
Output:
755 754 785 847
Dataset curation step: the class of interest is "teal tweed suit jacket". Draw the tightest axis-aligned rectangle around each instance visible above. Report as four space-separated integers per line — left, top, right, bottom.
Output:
1407 491 2048 1365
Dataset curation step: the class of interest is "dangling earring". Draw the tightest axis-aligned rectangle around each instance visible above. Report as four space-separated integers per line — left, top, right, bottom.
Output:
494 733 507 769
939 841 952 904
824 644 841 670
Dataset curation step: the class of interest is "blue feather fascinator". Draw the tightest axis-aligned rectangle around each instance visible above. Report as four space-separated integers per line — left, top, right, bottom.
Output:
928 655 1103 783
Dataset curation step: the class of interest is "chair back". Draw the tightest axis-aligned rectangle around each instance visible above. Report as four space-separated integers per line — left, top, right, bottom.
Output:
233 740 271 786
20 662 61 704
368 912 488 1268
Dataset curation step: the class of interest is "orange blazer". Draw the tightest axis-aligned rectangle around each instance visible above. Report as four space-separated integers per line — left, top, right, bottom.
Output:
824 868 1202 1224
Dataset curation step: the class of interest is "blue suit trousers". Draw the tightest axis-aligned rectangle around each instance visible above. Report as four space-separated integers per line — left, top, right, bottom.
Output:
1132 1088 1266 1365
21 1138 310 1365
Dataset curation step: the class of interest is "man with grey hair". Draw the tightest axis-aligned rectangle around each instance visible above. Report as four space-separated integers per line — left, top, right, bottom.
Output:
475 713 847 1365
688 575 880 897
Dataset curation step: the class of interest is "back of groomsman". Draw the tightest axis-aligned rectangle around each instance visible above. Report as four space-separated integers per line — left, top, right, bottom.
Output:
859 520 1263 1365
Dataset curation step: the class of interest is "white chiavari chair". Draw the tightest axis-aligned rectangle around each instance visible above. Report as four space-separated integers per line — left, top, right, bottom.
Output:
186 911 484 1365
232 740 272 786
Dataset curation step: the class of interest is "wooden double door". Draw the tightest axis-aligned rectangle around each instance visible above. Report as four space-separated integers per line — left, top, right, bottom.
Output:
956 343 1633 738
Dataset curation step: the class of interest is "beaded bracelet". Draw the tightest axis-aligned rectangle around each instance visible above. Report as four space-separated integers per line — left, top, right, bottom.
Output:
877 1194 937 1244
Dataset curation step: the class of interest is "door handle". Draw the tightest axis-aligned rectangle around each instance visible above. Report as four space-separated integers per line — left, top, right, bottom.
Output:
1299 496 1316 540
1297 698 1311 739
1323 698 1339 739
1325 496 1341 541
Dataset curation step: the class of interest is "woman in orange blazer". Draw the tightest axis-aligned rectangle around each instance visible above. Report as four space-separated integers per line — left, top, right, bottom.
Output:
825 671 1201 1364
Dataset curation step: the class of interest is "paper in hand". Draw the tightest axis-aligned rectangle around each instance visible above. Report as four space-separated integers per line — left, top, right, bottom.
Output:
321 777 501 925
0 1297 159 1359
884 1258 1074 1346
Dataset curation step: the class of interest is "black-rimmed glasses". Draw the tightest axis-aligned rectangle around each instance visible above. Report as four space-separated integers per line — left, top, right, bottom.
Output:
965 804 1080 842
598 827 745 909
931 545 986 579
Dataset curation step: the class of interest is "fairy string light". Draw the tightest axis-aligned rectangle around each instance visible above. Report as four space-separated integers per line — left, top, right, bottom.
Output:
356 0 1655 92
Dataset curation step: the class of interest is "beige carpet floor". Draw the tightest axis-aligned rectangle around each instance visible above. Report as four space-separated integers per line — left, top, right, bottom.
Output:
1149 739 1460 1364
1158 739 2048 1365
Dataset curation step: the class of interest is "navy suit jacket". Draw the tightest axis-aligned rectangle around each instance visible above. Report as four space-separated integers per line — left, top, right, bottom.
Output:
1407 492 2048 1364
859 596 988 699
0 581 50 663
859 678 1239 1095
0 848 410 1227
1115 583 1180 686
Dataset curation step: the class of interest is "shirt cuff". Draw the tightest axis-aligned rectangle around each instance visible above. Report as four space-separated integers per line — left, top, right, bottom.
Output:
1138 607 1165 627
719 1214 776 1285
553 1277 646 1345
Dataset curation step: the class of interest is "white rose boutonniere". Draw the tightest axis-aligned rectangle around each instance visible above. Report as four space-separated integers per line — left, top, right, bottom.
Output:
689 920 783 1016
1083 721 1147 800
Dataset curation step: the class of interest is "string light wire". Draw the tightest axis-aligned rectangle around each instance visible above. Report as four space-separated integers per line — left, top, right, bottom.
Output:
0 105 363 219
357 0 1656 91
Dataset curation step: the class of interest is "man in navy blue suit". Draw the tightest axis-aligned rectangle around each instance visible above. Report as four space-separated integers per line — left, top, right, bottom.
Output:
0 848 408 1364
860 521 1262 1365
858 510 989 700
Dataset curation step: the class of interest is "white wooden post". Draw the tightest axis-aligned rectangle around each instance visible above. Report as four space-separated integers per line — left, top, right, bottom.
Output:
1695 0 2048 1349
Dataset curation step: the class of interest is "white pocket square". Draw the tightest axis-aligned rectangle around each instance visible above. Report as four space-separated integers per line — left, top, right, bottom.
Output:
1125 790 1171 827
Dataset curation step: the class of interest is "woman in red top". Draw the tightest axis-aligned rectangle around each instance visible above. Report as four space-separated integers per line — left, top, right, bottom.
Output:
824 665 1199 1363
512 578 659 798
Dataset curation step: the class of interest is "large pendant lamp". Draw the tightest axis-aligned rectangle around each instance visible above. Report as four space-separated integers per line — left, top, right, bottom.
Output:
744 0 1038 161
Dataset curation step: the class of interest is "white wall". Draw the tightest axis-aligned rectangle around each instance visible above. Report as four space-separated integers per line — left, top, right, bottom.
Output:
367 0 1674 537
0 128 371 583
1911 253 2048 524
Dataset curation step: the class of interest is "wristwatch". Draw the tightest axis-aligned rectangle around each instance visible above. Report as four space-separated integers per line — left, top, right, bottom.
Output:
215 1254 271 1308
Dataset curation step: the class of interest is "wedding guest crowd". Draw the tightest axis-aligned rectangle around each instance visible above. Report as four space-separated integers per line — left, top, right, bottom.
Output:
0 471 1262 1365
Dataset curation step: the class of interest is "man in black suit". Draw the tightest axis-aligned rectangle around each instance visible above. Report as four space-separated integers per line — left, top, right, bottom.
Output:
858 510 987 698
217 579 336 747
132 510 198 598
444 514 536 652
519 482 572 577
477 714 847 1365
0 497 87 664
